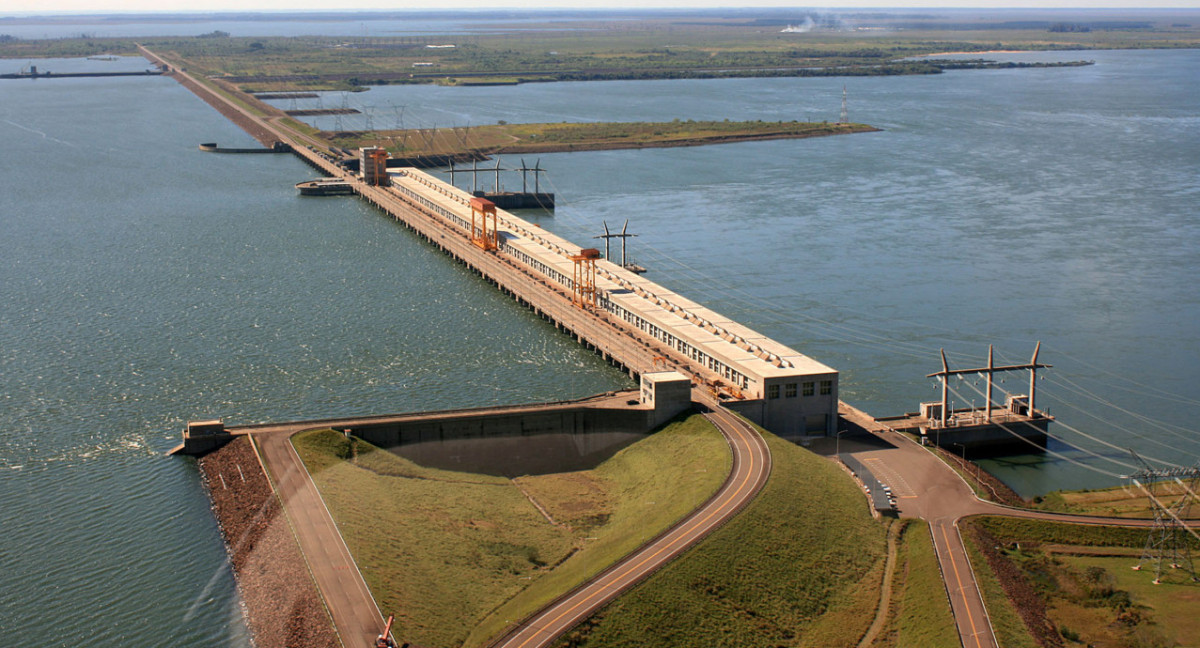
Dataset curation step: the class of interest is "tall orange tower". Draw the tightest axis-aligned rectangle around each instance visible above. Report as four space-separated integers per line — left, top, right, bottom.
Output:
570 248 601 309
360 147 391 186
469 197 498 251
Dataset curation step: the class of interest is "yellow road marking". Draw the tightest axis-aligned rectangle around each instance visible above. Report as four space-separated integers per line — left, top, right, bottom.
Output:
514 412 760 648
941 524 983 648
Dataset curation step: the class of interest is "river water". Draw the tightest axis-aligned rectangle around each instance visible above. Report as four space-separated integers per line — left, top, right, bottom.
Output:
1 48 1197 646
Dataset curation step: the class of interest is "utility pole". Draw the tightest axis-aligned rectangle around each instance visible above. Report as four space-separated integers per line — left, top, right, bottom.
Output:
594 220 639 267
1127 450 1200 584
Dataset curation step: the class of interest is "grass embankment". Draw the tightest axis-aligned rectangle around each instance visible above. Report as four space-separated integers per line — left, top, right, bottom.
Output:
962 516 1200 648
873 520 959 648
553 429 888 648
326 119 876 158
1033 481 1200 519
292 413 729 648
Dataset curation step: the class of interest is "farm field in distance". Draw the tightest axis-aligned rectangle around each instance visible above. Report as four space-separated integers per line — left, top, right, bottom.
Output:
3 9 1199 92
4 9 1196 159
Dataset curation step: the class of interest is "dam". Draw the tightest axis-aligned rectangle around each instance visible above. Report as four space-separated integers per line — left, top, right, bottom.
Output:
356 156 840 439
137 45 840 441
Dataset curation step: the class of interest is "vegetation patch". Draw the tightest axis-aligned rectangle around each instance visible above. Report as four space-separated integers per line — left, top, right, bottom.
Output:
972 516 1198 550
552 429 888 648
292 413 729 648
963 516 1199 648
1060 555 1200 647
1033 482 1200 519
324 119 877 159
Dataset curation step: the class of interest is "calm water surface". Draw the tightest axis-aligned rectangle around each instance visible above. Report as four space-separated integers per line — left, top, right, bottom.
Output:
1 49 1198 646
284 49 1200 494
0 58 628 647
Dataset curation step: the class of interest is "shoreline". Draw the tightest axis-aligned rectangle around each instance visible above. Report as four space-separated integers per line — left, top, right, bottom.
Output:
921 49 1028 56
197 437 339 648
488 125 881 155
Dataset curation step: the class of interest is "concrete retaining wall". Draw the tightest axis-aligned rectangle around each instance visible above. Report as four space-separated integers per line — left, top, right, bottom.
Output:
352 404 662 476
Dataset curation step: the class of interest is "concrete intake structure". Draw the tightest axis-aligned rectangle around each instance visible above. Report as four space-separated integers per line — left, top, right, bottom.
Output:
369 163 840 440
144 43 840 441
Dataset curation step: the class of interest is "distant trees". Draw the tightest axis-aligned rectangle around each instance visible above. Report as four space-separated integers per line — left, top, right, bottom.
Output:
197 30 231 39
1048 23 1091 33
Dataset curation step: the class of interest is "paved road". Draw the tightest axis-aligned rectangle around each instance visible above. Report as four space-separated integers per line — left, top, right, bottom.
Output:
841 424 1191 648
247 397 769 648
488 400 771 648
254 430 387 648
846 432 1000 648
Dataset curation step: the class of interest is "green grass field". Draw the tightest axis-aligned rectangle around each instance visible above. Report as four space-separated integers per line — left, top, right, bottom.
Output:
1061 555 1200 647
293 413 729 648
963 515 1200 648
1034 481 1200 519
551 429 888 648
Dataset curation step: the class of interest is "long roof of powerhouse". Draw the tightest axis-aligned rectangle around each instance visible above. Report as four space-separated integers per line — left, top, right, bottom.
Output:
394 168 836 384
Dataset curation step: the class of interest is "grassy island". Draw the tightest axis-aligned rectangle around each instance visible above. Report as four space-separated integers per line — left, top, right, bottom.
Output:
326 119 879 159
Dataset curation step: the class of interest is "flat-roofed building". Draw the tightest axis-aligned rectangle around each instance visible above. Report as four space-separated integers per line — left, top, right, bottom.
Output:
388 168 839 440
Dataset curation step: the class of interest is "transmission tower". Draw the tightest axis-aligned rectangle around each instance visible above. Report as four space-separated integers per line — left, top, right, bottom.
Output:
334 92 350 131
839 85 848 124
1127 449 1200 584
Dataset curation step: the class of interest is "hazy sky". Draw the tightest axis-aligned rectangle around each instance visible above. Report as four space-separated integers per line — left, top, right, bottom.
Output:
7 1 1200 15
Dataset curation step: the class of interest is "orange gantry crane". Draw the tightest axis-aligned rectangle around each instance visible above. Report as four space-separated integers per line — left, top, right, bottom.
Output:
470 197 499 251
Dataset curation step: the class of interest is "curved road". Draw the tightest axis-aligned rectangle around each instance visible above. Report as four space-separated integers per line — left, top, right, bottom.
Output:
246 399 770 648
488 401 771 648
844 424 1197 648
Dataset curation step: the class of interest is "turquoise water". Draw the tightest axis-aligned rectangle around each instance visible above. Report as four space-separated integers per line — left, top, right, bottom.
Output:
1 49 1198 646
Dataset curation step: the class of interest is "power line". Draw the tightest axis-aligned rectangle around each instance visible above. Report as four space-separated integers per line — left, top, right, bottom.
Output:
941 381 1126 479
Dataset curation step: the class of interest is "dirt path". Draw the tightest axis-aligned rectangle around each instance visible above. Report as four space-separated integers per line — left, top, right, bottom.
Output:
858 521 901 648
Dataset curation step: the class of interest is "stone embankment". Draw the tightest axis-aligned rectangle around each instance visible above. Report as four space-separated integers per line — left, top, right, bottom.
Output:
199 437 338 648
